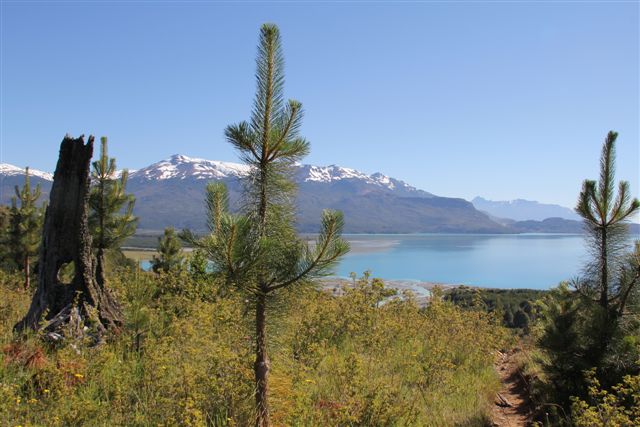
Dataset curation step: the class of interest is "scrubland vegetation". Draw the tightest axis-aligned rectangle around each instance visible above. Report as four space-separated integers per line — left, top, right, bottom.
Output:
0 269 508 426
445 287 545 331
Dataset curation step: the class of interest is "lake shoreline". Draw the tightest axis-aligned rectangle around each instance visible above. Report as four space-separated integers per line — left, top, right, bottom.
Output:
121 249 537 293
320 277 546 293
125 233 639 290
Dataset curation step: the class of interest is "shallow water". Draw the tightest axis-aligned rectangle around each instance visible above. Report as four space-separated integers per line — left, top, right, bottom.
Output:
335 234 589 289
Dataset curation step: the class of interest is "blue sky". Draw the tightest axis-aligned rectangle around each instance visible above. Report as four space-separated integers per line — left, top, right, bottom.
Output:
1 1 638 208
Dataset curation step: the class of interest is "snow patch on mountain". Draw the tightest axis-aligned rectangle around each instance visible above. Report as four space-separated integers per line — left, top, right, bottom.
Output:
0 163 53 181
130 154 251 181
1 155 425 196
299 165 417 191
304 165 369 183
127 155 418 192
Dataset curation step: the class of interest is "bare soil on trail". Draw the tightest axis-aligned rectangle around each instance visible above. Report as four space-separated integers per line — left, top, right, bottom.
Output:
490 348 534 427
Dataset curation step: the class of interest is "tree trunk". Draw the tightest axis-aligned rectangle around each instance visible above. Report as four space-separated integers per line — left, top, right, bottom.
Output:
254 291 270 427
23 255 30 290
600 226 608 310
15 135 122 336
596 225 612 361
96 247 106 287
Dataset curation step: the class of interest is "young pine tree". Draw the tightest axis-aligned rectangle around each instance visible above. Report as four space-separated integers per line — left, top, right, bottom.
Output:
192 25 349 427
9 168 45 288
150 227 185 274
89 137 137 285
539 132 640 411
575 131 639 353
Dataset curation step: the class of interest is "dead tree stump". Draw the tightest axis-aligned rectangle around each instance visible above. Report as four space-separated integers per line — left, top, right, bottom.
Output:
15 135 122 338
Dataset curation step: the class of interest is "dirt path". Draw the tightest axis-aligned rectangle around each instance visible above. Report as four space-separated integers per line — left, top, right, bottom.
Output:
490 348 534 427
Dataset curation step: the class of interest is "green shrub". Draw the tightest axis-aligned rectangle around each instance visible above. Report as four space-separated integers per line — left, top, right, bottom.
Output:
571 370 640 427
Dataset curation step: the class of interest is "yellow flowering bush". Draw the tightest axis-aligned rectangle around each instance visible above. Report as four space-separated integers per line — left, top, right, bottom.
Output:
571 370 640 427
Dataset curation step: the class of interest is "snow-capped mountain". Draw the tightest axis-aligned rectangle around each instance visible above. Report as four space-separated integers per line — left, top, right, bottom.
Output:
130 155 250 181
300 164 398 189
3 157 636 234
0 154 422 190
297 164 428 196
127 154 428 195
0 156 502 233
0 164 53 205
117 154 433 201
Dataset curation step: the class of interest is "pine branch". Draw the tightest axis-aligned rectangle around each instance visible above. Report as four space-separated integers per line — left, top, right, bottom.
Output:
267 100 302 161
206 182 230 233
225 122 260 162
267 210 349 292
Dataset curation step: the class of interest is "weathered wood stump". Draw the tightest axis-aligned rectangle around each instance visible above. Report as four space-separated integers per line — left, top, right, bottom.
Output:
15 135 122 338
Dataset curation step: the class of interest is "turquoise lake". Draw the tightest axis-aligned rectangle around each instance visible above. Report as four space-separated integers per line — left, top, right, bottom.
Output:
334 234 589 289
140 233 639 290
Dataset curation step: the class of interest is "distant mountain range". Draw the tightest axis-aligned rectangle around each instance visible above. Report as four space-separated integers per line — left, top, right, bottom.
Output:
114 155 500 233
2 157 638 234
471 196 580 222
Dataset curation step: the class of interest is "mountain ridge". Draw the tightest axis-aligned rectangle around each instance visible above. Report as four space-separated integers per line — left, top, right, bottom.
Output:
3 157 637 234
0 156 500 233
